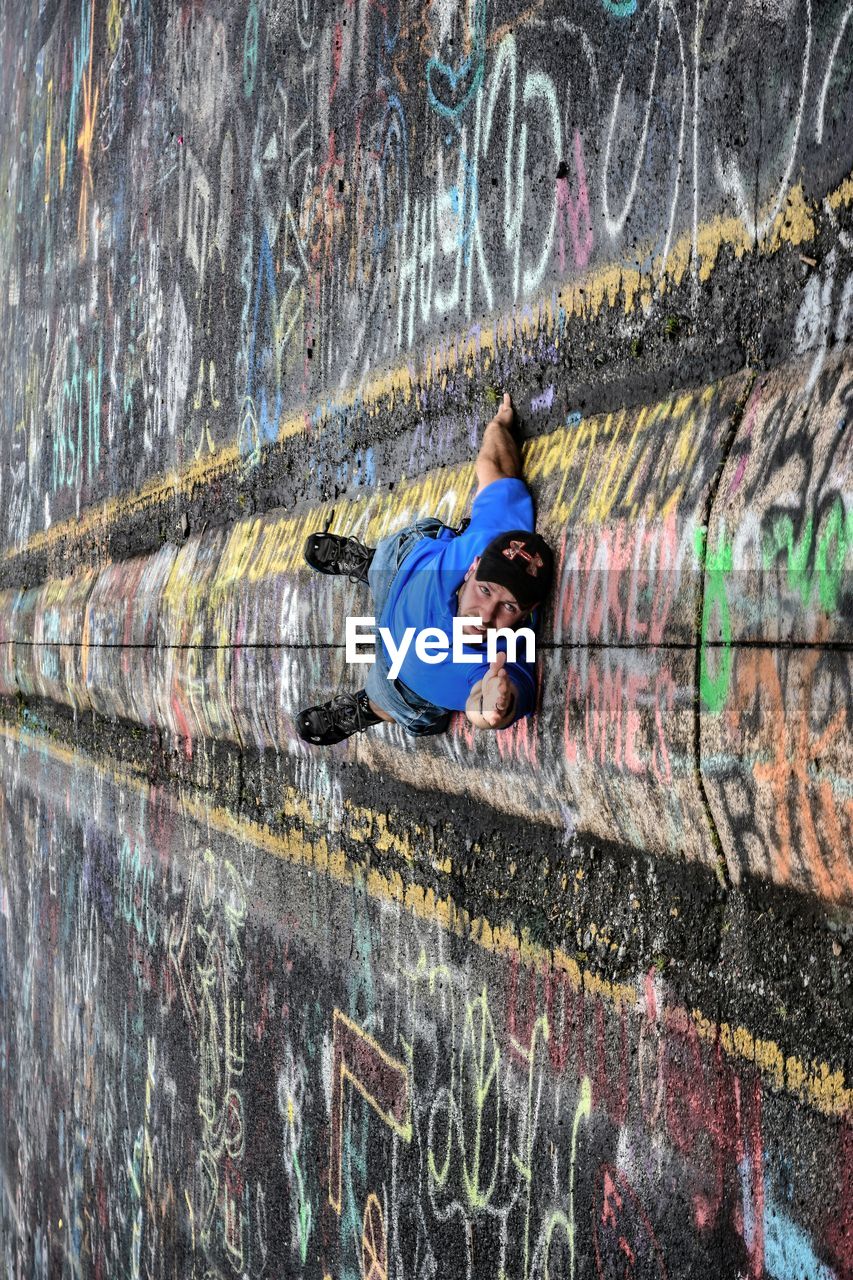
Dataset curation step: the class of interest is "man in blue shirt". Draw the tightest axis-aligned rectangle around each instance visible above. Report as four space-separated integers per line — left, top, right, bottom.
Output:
296 392 554 745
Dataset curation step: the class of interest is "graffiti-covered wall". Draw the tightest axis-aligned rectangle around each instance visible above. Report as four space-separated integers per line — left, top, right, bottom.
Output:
1 0 851 542
0 0 851 1275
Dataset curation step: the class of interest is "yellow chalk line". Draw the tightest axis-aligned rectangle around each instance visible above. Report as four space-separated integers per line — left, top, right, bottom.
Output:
3 718 849 1120
3 171 837 568
0 376 729 625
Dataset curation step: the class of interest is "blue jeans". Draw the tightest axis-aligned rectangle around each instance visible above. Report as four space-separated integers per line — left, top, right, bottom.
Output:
363 520 453 736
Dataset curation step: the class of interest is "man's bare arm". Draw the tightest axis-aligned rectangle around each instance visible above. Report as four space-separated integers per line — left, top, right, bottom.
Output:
475 392 521 496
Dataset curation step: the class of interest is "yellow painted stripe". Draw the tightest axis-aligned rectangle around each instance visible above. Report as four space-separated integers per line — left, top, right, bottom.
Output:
2 718 849 1119
0 374 741 619
4 172 847 567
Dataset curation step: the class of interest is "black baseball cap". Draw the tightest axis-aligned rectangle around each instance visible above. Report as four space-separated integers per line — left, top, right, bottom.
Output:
475 530 554 609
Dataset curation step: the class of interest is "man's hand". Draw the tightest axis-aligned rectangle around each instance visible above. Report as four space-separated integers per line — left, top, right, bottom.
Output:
481 652 513 725
465 652 518 730
492 390 514 429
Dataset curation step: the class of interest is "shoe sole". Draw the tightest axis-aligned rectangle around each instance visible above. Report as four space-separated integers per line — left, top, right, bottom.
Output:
295 709 346 745
304 533 343 575
304 533 371 583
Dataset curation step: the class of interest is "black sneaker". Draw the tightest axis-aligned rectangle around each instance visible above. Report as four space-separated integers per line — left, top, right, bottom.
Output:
304 532 374 583
295 690 383 746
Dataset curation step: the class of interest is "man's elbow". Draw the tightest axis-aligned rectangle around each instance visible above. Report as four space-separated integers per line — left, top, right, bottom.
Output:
475 456 517 494
465 709 490 730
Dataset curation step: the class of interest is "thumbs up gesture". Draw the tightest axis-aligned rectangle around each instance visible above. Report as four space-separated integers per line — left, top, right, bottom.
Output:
480 652 515 727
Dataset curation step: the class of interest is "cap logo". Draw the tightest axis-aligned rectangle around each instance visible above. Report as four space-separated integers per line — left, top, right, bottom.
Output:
502 539 544 575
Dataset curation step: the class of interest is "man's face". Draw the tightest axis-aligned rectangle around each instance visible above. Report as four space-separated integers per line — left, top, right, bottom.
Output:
455 557 530 642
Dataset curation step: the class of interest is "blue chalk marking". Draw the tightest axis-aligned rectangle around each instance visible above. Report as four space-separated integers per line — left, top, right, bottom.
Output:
425 0 486 120
763 1191 837 1280
65 0 95 183
246 228 283 454
601 0 638 15
741 1162 838 1280
426 53 485 121
378 96 409 237
566 411 582 428
243 3 259 99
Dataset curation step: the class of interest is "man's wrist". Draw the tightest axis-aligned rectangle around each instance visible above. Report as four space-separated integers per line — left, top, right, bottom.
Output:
469 676 518 729
500 682 518 724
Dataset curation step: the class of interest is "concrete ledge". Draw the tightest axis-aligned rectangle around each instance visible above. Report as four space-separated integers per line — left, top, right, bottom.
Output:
1 353 850 905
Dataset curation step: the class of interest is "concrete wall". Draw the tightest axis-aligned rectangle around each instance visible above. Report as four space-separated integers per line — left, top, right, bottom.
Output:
0 0 851 1276
2 350 850 899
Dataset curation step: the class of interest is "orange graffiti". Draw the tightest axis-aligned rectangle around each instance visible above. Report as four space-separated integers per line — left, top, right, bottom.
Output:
77 0 100 254
729 644 853 902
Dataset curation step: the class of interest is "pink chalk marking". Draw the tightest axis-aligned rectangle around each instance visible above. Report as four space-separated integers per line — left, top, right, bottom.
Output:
727 453 749 498
644 969 658 1023
727 383 763 498
556 130 593 273
625 671 648 774
651 667 674 785
563 663 580 765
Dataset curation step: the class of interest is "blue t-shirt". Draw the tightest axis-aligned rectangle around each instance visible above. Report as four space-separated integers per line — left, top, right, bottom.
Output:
377 478 538 716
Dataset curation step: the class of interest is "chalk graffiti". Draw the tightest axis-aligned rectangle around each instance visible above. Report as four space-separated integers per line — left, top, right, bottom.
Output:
0 0 849 535
1 732 847 1277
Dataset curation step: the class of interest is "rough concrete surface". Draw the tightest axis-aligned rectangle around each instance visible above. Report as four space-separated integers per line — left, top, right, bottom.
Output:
0 0 851 1277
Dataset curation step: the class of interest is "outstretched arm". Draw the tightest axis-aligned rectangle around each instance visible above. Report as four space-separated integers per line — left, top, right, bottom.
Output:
465 653 518 730
475 392 521 496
